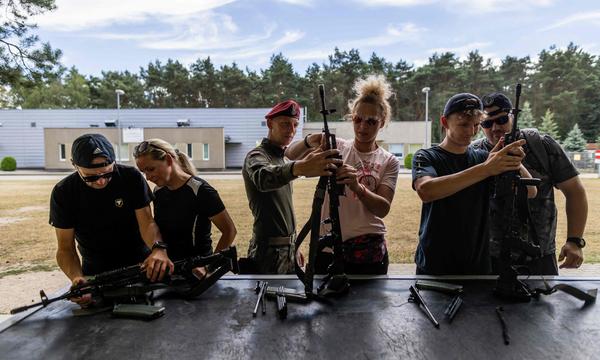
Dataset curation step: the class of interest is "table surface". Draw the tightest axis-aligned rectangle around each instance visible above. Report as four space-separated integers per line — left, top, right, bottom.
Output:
0 275 599 360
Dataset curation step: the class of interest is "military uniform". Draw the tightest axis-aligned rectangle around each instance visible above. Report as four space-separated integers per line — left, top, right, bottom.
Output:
472 132 578 274
243 138 298 274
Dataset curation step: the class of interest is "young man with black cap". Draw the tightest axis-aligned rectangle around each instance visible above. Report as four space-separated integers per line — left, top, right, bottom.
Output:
412 93 534 275
472 92 588 275
50 134 173 307
243 99 343 274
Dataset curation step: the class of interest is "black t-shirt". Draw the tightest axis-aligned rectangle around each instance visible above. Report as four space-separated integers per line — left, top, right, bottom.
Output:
472 134 579 256
153 176 225 261
49 164 153 275
412 146 491 275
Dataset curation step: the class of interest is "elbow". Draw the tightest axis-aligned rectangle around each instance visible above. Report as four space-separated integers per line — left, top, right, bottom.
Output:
416 186 434 203
374 203 391 218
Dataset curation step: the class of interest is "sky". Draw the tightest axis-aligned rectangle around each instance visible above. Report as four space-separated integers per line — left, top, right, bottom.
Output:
30 0 600 76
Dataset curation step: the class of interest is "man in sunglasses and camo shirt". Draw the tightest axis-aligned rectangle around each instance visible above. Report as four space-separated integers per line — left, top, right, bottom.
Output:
472 92 588 275
49 134 173 308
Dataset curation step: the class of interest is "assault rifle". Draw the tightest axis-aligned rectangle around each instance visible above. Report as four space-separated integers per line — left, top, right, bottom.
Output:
10 246 239 314
490 84 542 301
295 84 349 298
491 86 597 304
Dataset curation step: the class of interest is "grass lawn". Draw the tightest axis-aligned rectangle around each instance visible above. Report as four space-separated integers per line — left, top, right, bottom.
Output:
1 177 599 277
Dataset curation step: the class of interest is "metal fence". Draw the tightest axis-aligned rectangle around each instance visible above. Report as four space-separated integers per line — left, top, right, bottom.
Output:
566 151 598 173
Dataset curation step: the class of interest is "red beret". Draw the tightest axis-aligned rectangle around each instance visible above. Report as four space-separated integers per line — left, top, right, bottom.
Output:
265 99 301 120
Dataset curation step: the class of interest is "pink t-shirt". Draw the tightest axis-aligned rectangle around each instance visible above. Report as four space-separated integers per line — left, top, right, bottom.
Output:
321 138 400 241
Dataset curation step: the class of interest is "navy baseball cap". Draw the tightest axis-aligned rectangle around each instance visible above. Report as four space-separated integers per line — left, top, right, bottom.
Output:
443 93 483 117
482 92 513 116
71 134 115 168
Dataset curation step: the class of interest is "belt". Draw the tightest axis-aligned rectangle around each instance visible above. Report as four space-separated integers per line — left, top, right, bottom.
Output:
267 234 296 246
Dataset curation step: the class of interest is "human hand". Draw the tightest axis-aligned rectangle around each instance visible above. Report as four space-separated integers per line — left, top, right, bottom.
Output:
192 266 208 280
69 277 93 308
336 164 361 193
293 148 343 178
484 139 526 176
558 242 584 269
296 248 305 268
142 249 175 282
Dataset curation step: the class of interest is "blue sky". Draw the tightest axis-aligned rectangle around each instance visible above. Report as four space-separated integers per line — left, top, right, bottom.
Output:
32 0 600 76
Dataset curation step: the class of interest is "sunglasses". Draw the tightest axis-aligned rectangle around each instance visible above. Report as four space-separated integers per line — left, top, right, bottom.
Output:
134 141 152 156
78 169 114 183
352 115 380 127
480 115 510 129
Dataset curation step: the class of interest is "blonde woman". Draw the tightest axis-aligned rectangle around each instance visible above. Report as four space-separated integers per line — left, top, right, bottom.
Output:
134 139 236 278
286 75 400 274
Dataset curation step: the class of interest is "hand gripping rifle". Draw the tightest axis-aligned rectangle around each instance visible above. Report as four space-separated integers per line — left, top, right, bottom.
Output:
10 246 239 314
295 84 349 299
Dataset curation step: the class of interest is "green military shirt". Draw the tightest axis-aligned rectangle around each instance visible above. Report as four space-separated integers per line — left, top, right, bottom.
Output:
243 138 298 273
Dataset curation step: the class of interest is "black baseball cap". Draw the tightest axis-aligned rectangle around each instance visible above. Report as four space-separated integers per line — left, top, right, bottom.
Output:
482 92 513 116
443 93 483 117
71 134 115 168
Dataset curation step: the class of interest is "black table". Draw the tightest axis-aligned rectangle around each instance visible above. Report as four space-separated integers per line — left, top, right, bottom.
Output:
1 275 598 360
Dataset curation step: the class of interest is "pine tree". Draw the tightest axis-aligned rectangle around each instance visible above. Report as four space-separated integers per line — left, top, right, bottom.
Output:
518 101 535 129
562 124 587 151
538 109 561 141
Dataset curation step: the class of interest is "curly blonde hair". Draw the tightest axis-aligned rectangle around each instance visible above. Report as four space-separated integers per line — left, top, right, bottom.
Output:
346 74 393 125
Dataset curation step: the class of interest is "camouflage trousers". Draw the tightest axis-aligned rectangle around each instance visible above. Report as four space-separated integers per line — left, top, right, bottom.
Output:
247 235 296 274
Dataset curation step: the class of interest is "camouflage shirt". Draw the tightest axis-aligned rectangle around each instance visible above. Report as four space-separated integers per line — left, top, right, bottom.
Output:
243 138 297 241
472 131 578 256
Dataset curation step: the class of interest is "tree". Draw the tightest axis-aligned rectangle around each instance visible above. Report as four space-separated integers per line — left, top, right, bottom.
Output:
88 70 148 108
538 109 560 140
519 101 535 129
0 0 62 85
562 123 587 151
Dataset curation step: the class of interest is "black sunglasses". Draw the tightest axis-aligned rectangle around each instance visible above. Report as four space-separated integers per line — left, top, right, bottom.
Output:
480 115 510 129
79 170 114 183
352 115 380 126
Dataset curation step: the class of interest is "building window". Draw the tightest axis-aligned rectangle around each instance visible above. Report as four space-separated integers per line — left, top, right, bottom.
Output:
30 122 36 127
59 144 66 161
117 143 129 161
408 143 423 154
203 143 210 161
389 144 404 159
187 143 193 159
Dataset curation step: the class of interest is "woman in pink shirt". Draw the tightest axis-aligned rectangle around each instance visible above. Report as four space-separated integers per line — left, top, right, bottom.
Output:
286 75 399 274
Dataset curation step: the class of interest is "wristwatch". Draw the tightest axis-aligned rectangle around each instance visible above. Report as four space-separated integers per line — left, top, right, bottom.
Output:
566 237 586 248
152 241 168 251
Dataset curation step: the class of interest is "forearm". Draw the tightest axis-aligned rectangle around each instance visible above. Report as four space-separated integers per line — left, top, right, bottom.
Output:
354 186 391 218
565 190 588 238
56 249 84 281
140 222 162 249
416 163 488 203
214 229 236 252
251 163 295 192
285 139 311 160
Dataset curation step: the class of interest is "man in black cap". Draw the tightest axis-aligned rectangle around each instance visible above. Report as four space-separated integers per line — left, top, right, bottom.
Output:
50 133 173 307
412 93 534 275
242 100 342 274
472 92 588 275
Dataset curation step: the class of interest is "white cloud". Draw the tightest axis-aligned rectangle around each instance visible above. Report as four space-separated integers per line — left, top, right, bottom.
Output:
353 0 555 13
286 22 427 63
539 11 600 31
34 0 237 31
275 0 315 6
428 42 492 58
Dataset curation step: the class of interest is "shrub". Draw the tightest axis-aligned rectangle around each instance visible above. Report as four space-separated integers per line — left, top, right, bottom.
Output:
1 156 17 171
404 153 414 169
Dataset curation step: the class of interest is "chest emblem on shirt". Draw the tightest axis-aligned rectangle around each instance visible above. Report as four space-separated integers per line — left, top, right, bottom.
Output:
115 198 124 208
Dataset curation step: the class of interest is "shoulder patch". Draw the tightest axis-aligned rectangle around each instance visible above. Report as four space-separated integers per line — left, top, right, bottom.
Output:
186 177 202 196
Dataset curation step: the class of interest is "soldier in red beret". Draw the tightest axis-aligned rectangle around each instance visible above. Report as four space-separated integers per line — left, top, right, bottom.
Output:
242 100 342 274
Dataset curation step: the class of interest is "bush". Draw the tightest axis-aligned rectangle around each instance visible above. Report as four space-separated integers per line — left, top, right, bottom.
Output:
404 153 414 169
1 156 17 171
